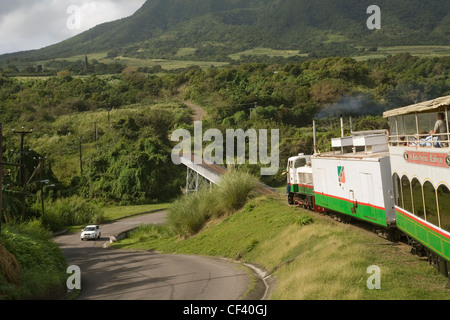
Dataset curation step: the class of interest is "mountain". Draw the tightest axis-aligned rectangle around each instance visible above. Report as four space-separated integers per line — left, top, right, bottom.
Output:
2 0 450 62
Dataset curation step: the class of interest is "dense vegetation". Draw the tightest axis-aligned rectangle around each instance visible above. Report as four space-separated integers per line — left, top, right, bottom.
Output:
1 53 449 232
0 222 67 300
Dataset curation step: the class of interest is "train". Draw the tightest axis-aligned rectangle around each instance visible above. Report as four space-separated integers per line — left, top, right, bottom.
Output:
286 95 450 278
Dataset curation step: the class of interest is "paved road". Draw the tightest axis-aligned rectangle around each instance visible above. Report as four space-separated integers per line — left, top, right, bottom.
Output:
54 211 253 300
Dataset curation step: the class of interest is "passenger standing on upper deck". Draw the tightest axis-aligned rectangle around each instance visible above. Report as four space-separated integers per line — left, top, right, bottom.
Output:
429 112 448 147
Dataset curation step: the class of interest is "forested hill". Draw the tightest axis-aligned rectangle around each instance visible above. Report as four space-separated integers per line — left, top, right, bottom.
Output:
2 0 450 62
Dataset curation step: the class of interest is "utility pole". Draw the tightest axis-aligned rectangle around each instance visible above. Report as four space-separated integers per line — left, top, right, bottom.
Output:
79 137 83 175
12 127 33 186
94 122 98 142
39 157 46 218
12 127 33 220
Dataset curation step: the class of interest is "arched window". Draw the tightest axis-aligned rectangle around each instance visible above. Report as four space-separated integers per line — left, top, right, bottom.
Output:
401 175 413 213
423 181 439 227
392 173 401 207
411 178 425 219
437 184 450 232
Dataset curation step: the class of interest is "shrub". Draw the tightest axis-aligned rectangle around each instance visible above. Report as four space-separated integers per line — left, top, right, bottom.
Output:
43 196 105 230
167 170 259 236
167 189 214 236
296 214 314 226
212 170 259 217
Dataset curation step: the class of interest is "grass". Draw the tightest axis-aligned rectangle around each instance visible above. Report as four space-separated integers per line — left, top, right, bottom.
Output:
63 202 170 235
29 50 230 73
167 170 260 236
102 56 229 70
113 193 450 300
228 47 308 60
353 45 450 61
102 203 170 221
0 222 67 300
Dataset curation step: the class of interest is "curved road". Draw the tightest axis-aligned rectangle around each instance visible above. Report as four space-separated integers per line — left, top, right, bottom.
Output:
54 212 254 300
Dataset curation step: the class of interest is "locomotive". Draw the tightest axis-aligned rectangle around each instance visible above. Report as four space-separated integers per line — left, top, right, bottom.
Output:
287 96 450 278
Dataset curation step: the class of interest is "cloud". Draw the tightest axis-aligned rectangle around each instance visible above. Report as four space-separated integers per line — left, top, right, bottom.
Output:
0 0 146 54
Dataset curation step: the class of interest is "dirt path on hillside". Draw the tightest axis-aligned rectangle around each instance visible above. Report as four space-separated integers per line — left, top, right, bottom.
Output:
183 101 206 121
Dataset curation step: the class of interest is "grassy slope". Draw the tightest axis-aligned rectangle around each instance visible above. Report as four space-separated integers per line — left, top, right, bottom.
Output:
114 194 450 300
0 224 67 300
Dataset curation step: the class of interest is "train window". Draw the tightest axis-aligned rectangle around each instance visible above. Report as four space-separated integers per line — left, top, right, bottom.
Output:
299 173 313 185
396 116 405 137
417 113 435 135
294 158 306 168
389 118 397 135
401 176 413 213
437 184 450 232
403 114 417 143
392 173 401 206
411 178 425 220
447 109 450 133
423 181 439 227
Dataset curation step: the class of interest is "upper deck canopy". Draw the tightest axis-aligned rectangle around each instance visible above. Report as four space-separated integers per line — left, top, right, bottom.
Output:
383 95 450 118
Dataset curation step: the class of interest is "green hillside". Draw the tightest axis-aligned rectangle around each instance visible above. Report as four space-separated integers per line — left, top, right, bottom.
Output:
2 0 450 63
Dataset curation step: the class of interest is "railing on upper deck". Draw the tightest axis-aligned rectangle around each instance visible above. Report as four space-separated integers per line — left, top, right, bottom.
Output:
389 132 450 148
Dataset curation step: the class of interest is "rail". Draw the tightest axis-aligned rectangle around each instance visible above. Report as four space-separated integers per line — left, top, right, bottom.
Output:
389 132 450 148
179 155 278 195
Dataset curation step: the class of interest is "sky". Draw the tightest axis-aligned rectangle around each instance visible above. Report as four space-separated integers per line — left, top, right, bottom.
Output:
0 0 146 55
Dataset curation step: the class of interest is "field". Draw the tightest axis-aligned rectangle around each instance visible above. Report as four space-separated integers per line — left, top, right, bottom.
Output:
15 45 450 75
228 47 309 60
353 45 450 61
113 194 450 300
34 51 229 72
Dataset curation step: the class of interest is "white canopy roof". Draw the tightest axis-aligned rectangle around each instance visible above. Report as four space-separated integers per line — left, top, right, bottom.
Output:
383 95 450 118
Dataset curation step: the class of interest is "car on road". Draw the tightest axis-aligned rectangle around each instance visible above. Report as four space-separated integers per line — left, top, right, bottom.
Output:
81 225 101 240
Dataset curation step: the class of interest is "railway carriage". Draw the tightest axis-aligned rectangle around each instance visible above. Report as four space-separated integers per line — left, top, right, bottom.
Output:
310 130 396 230
287 129 396 229
383 95 450 277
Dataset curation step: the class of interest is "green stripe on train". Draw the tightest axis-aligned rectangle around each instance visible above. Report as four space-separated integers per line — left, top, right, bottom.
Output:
396 210 450 262
290 184 314 196
314 193 388 227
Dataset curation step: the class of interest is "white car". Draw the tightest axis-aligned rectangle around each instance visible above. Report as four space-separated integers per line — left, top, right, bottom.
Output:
81 225 101 241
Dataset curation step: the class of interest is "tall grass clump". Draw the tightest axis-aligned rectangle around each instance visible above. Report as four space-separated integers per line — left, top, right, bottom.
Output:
167 170 259 236
40 196 105 232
